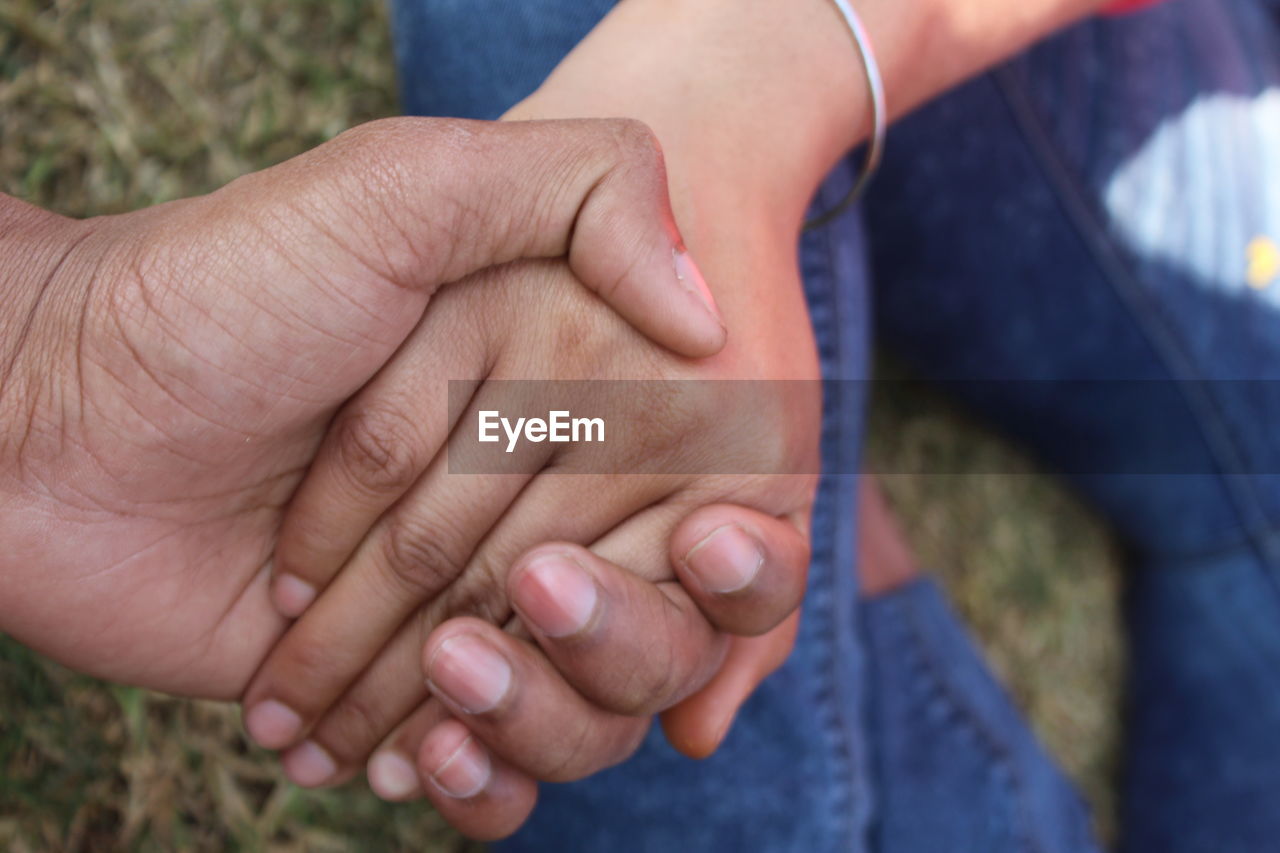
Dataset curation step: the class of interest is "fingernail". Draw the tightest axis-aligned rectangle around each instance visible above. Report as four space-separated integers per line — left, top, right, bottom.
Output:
427 635 512 714
284 740 336 787
674 246 724 325
368 751 420 800
513 554 599 637
273 574 317 618
684 525 764 594
430 734 491 799
244 699 302 749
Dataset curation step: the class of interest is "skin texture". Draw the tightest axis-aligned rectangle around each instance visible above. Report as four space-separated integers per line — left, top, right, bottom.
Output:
243 230 822 795
0 113 819 845
247 79 831 835
314 0 1114 837
0 116 735 698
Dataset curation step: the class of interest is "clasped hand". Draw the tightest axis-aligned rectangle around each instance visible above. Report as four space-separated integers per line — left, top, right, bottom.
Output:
0 116 820 840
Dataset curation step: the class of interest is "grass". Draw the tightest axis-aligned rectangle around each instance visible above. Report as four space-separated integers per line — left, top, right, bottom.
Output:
0 0 1124 848
0 643 474 852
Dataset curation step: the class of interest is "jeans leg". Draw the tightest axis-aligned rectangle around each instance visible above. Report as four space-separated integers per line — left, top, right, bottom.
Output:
867 1 1280 849
863 581 1100 853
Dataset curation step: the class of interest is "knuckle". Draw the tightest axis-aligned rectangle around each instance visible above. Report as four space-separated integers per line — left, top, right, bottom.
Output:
300 122 405 215
333 404 423 496
315 119 445 284
411 568 510 664
587 119 668 207
542 718 649 784
334 117 417 170
608 642 682 717
274 510 337 578
380 513 466 598
421 561 509 637
602 118 665 170
537 722 591 778
315 693 404 765
266 643 329 714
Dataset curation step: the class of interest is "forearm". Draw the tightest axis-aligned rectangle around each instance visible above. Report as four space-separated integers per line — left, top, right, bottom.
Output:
511 0 1108 227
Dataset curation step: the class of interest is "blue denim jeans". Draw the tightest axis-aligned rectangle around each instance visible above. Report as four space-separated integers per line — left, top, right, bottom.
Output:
390 1 1280 850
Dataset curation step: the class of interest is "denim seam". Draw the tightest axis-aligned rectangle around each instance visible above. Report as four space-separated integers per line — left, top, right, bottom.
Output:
805 236 846 849
991 62 1280 590
806 215 863 851
821 202 875 853
808 469 861 852
890 585 1043 853
806 463 858 850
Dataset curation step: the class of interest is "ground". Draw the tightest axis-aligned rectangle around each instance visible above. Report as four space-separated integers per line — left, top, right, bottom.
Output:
0 1 1124 849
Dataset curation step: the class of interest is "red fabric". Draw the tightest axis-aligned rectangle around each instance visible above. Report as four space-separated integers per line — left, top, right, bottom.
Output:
1103 0 1164 14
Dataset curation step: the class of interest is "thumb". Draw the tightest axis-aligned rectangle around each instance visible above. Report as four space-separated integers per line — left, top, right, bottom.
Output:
226 116 726 359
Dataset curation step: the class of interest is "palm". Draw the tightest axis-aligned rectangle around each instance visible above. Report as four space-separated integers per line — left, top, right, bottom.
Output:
2 193 428 700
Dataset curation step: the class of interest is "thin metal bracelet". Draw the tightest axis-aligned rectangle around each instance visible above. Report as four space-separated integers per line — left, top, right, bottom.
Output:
804 0 887 231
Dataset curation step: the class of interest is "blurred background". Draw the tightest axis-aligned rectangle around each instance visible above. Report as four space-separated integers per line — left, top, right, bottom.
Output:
0 0 1124 849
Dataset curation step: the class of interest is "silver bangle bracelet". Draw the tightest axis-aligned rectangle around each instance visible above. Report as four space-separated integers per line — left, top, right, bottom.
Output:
804 0 887 231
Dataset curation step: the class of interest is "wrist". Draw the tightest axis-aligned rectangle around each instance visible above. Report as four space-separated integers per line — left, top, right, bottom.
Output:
508 0 872 230
0 195 97 457
510 0 1113 231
